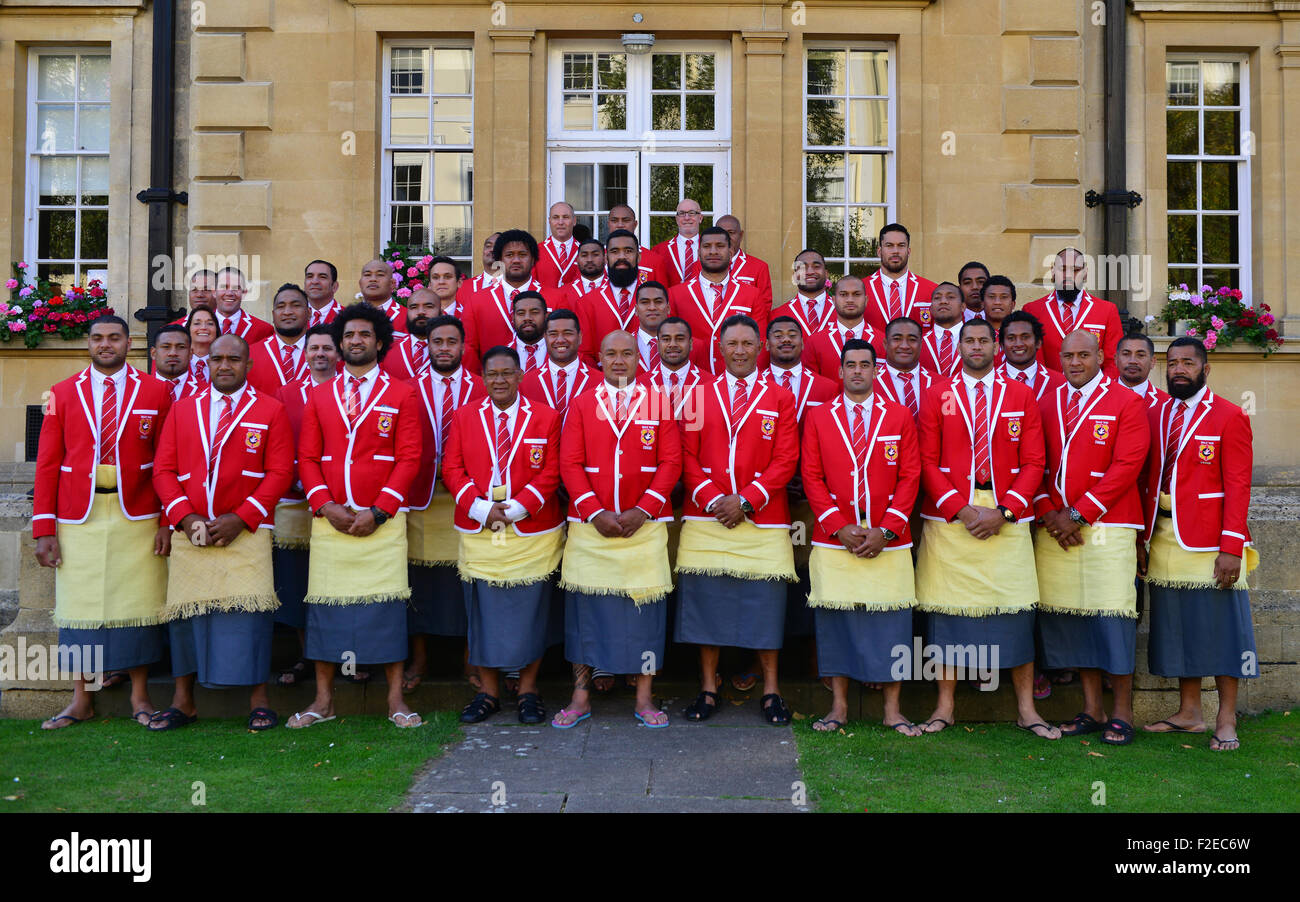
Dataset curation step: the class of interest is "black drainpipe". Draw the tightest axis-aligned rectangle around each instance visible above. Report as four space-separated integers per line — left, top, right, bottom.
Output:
134 0 187 348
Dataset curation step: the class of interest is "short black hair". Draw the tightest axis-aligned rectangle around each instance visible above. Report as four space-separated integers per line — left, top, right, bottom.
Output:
332 302 395 361
840 338 876 365
998 310 1044 345
980 275 1017 302
885 316 923 339
482 345 521 369
879 222 910 244
305 323 335 342
306 259 338 282
1118 331 1156 354
700 225 731 242
719 313 760 341
959 317 996 342
657 315 691 339
766 315 802 337
1167 336 1208 365
154 323 190 343
511 290 548 312
274 282 309 304
932 280 960 297
429 255 459 272
573 223 592 243
606 228 639 248
794 248 825 263
636 280 669 300
577 237 605 254
957 261 990 282
89 315 129 334
546 308 581 329
425 314 465 340
493 229 539 265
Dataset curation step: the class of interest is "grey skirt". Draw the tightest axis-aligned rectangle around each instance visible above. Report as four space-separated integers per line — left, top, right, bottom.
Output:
169 611 274 688
464 577 552 670
305 600 408 665
271 546 309 630
674 573 787 650
814 607 914 683
408 563 468 637
57 625 163 673
564 591 668 675
926 610 1036 669
1148 585 1257 679
1038 611 1137 675
784 566 815 638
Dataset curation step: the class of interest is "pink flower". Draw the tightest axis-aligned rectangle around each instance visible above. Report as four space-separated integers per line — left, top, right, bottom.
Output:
18 286 32 298
1211 315 1226 331
1189 295 1204 307
395 287 412 299
1217 287 1231 297
1204 330 1218 350
406 267 418 279
420 255 433 266
8 321 25 331
16 262 27 270
1186 327 1198 336
4 279 16 290
391 271 403 284
1260 313 1275 326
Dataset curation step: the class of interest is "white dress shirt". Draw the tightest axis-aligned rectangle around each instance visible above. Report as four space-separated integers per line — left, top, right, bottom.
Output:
768 363 802 398
1002 360 1040 387
430 367 465 427
512 337 547 371
960 370 997 458
696 273 730 302
469 398 528 525
547 358 583 405
207 383 247 439
88 365 127 426
1122 378 1150 397
884 363 922 401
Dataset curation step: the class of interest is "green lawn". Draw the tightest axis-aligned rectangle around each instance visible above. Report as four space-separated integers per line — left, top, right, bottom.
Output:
0 712 460 813
795 709 1300 812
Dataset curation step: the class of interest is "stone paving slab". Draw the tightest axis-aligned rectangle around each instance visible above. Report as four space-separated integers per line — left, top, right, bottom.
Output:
562 792 807 814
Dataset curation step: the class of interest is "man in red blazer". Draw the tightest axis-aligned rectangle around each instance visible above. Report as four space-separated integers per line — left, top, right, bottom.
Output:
442 346 564 725
668 226 766 376
651 197 704 287
357 257 409 333
212 266 274 343
957 261 990 322
289 304 423 730
575 230 639 365
424 256 462 319
771 249 835 336
534 201 581 290
150 334 295 731
675 315 800 725
915 319 1058 739
33 316 172 729
980 276 1018 370
454 231 501 311
633 282 710 375
802 275 883 384
765 316 838 428
1115 332 1170 410
558 238 608 313
463 230 560 371
864 223 938 334
1139 337 1257 751
247 284 310 397
874 316 934 422
304 259 343 327
607 203 668 286
151 323 208 404
718 215 773 314
1033 331 1151 746
520 308 598 427
998 310 1067 402
1023 247 1122 378
637 316 714 427
381 288 443 382
802 339 923 736
920 283 965 379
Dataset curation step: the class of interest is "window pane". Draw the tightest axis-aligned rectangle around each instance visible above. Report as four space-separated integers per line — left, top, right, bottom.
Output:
806 207 845 258
38 209 77 259
564 94 592 131
433 97 472 144
80 156 109 205
648 215 677 247
390 97 429 144
1200 161 1237 210
80 210 108 258
1165 110 1197 156
806 99 845 145
390 48 429 94
433 48 472 95
823 258 846 277
1166 161 1196 210
565 164 594 211
1168 267 1197 289
648 164 680 212
848 261 878 279
433 205 472 257
807 50 844 96
806 153 845 203
1167 214 1196 264
652 95 680 130
38 56 76 101
1203 62 1240 106
1202 267 1238 289
391 205 428 247
848 50 888 96
37 105 75 152
1203 110 1240 155
38 262 75 289
597 164 628 212
78 104 110 152
39 157 77 206
79 55 111 101
1201 214 1238 264
1165 62 1198 106
848 207 886 258
684 165 713 211
652 54 681 90
596 93 626 130
597 53 626 90
564 53 593 91
684 95 714 131
392 152 429 201
848 99 887 146
685 53 714 90
434 151 473 202
847 153 887 203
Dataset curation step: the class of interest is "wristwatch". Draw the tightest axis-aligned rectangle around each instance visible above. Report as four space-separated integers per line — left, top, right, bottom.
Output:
880 527 897 541
370 506 390 526
740 499 755 515
1067 506 1086 525
997 505 1016 523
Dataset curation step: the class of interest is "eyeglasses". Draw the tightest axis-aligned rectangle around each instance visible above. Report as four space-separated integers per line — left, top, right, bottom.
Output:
675 210 702 217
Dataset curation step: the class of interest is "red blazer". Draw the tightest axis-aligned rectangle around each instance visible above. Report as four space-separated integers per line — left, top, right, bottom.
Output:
865 271 939 335
636 364 715 427
762 367 838 427
918 373 1046 522
801 394 921 548
801 321 884 385
1134 381 1172 412
771 293 835 336
153 388 295 530
1033 378 1149 527
441 395 564 535
1022 291 1122 378
276 378 319 502
409 368 486 510
462 278 559 373
668 279 767 376
307 300 342 326
633 332 711 375
577 283 637 364
380 333 432 383
729 250 773 315
919 325 963 379
247 335 309 397
681 376 799 527
153 371 209 406
298 370 422 515
638 245 669 287
372 298 408 334
1141 390 1253 556
652 237 700 287
560 383 683 521
559 276 608 316
1003 363 1068 404
873 364 934 424
455 273 494 310
534 236 581 290
32 366 173 538
216 310 275 344
519 360 599 426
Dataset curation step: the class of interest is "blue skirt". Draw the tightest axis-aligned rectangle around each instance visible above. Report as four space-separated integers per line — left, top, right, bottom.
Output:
464 578 552 670
271 546 309 630
1148 585 1257 679
1038 611 1137 675
305 601 408 665
564 591 668 675
926 610 1036 669
814 607 913 683
674 574 787 650
784 566 815 638
57 625 163 673
407 563 468 637
169 611 274 688
545 583 566 649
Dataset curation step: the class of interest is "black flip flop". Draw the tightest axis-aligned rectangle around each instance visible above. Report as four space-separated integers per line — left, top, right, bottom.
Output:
760 693 792 726
922 717 952 733
247 707 279 731
885 721 919 735
1100 718 1134 746
1017 721 1059 739
684 690 720 721
147 707 198 732
812 717 844 732
1147 718 1202 734
131 709 156 727
1210 733 1241 751
1060 712 1105 736
41 714 84 730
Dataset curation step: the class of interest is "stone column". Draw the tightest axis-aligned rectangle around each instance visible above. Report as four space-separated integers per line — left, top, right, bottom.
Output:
0 499 63 717
1276 36 1300 333
741 31 789 274
487 29 537 231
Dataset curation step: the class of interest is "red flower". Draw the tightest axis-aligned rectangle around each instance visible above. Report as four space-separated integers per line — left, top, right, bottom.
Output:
88 287 104 299
49 298 62 306
1265 328 1279 340
43 323 56 332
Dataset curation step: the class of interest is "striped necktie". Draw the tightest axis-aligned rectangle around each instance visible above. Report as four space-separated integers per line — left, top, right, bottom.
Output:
850 403 868 509
554 367 569 423
1065 389 1083 438
209 394 234 475
345 376 362 427
98 376 118 465
279 343 296 383
438 376 455 455
899 370 918 418
888 279 902 321
730 377 749 436
495 411 511 484
1160 402 1186 494
973 382 992 485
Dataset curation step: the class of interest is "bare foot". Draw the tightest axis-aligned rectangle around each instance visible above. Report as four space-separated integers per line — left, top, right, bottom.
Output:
389 708 423 728
1209 722 1239 751
886 719 922 737
41 702 92 730
287 704 335 729
813 708 848 732
1143 714 1207 734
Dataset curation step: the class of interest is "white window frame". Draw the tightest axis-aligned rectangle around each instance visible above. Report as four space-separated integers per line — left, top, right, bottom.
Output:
380 39 475 268
1164 52 1252 301
801 42 896 277
24 47 112 290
